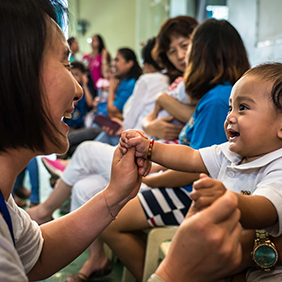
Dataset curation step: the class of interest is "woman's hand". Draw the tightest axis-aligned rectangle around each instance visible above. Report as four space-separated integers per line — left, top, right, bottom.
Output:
109 77 119 93
156 190 242 282
143 116 183 140
108 147 142 202
102 118 124 136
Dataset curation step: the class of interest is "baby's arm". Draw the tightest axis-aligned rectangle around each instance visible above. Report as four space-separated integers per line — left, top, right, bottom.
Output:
236 193 277 229
119 129 208 174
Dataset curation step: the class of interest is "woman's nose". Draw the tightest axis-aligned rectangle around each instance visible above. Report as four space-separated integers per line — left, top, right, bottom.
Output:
74 78 83 101
177 48 185 60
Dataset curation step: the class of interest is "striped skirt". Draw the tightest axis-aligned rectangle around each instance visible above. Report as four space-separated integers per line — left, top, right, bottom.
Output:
137 187 192 227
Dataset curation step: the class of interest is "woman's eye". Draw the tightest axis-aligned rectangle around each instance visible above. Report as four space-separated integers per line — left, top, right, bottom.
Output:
168 50 175 56
228 106 232 112
182 44 188 49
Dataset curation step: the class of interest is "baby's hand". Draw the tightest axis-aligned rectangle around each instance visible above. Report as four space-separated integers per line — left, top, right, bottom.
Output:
119 129 149 156
119 129 151 177
190 173 227 211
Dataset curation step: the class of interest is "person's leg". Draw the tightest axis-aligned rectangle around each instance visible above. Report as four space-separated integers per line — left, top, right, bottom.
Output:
94 131 112 145
102 187 192 282
27 178 72 224
67 175 111 281
67 127 102 157
28 157 40 206
94 131 121 146
27 141 114 223
101 196 151 282
62 141 115 183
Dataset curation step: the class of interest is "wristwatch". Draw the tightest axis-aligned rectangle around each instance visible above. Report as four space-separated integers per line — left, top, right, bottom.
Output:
252 229 278 271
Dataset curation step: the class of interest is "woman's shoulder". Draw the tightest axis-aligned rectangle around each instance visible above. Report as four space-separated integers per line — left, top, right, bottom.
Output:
138 72 169 84
204 83 232 101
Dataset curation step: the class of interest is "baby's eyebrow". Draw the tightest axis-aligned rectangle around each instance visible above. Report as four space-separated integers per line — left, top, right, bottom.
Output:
236 95 255 103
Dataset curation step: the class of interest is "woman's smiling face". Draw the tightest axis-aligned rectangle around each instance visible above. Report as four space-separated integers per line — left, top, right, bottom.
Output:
41 19 83 155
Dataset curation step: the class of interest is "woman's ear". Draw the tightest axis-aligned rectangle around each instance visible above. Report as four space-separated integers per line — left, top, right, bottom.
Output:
127 60 134 69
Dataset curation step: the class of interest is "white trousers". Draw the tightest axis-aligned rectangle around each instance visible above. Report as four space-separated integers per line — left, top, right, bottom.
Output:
61 141 116 211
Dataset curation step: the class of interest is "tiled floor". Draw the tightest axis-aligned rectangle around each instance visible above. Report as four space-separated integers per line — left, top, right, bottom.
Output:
24 155 125 282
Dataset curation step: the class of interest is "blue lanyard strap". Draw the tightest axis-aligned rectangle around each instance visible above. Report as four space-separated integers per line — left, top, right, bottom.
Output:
0 191 15 246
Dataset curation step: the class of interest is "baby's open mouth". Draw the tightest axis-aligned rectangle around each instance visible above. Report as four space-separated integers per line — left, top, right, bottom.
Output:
229 130 240 138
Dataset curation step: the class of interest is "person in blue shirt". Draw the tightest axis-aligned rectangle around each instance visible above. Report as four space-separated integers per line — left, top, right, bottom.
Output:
94 48 142 145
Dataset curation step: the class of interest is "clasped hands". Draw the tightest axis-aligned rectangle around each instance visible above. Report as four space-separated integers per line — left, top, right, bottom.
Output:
119 129 227 209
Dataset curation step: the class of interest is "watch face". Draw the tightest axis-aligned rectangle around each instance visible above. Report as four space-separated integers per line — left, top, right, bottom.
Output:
254 245 277 267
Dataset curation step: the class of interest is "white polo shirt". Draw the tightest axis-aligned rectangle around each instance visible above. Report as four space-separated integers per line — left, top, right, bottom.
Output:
200 142 282 281
200 142 282 237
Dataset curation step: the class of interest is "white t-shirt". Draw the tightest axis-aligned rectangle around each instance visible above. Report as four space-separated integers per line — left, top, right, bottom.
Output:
200 142 282 281
156 77 189 125
0 195 43 281
123 72 169 132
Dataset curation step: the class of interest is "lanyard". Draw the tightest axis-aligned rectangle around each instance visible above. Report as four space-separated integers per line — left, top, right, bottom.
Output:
0 191 15 246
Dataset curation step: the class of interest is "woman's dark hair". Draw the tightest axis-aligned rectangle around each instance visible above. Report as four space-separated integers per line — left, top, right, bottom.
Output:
117 48 142 80
93 34 106 54
0 0 67 153
142 37 162 71
152 16 198 83
71 61 86 73
243 63 282 111
184 18 250 101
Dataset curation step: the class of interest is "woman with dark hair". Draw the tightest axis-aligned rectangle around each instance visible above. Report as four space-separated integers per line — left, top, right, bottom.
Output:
0 0 145 281
142 15 198 142
101 18 250 282
93 47 142 145
82 34 110 88
152 15 198 83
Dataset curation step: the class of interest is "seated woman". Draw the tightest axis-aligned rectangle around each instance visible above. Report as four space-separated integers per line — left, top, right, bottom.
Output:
93 47 142 145
0 1 146 281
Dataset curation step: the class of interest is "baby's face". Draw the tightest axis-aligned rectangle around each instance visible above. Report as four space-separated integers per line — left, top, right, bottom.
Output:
224 75 282 162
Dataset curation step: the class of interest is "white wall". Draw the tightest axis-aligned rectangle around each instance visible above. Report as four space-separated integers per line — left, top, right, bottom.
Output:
228 0 282 66
68 0 136 59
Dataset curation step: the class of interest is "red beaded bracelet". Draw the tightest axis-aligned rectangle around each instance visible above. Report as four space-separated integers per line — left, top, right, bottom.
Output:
147 139 154 160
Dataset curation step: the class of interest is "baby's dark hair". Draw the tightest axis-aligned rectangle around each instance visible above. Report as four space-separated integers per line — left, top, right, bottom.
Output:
71 61 86 73
243 63 282 111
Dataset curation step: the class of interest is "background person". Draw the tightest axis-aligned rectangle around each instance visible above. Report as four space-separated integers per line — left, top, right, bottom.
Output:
82 34 110 89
